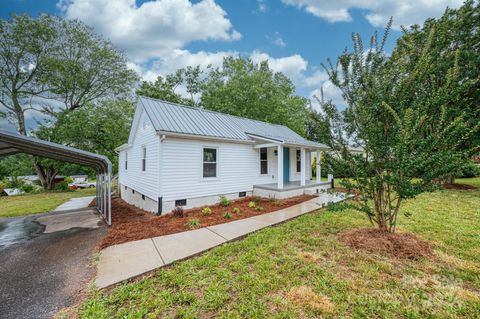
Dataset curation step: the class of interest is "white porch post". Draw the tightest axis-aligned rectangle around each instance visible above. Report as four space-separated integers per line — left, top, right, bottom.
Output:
277 145 283 189
316 150 321 183
300 147 306 186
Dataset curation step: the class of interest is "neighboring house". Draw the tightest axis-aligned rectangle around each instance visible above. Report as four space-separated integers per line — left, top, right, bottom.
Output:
8 175 65 185
71 175 88 183
116 96 332 214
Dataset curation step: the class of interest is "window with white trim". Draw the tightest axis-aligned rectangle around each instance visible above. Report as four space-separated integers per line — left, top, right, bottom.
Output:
142 146 146 171
124 151 128 170
260 148 268 174
203 148 217 178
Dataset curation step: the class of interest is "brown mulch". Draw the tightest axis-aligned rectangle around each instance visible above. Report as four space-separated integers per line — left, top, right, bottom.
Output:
98 195 316 250
338 228 433 260
442 183 477 190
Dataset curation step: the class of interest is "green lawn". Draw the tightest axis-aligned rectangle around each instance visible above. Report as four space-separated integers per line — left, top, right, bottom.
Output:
0 188 96 218
78 178 479 319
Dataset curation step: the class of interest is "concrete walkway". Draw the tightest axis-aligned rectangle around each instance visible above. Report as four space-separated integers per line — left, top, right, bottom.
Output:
54 196 95 212
95 193 346 288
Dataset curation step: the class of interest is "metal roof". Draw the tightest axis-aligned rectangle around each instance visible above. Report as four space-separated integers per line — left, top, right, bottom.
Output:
0 130 111 173
139 96 328 149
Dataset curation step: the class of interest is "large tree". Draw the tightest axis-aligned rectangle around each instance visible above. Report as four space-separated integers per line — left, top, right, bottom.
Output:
317 19 478 233
201 57 308 135
0 15 56 135
0 14 137 188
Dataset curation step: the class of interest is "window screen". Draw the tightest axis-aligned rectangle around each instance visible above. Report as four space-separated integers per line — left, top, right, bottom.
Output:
203 148 217 178
296 149 301 173
260 148 268 174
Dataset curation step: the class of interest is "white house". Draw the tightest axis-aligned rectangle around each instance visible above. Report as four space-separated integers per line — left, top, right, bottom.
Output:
116 96 332 214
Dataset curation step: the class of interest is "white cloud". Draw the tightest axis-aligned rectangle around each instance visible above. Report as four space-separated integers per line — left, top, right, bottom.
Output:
281 0 464 29
267 32 287 48
58 0 241 62
250 51 330 89
137 49 235 82
256 0 267 13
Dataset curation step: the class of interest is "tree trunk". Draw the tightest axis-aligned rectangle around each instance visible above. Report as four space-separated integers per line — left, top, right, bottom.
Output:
12 92 51 189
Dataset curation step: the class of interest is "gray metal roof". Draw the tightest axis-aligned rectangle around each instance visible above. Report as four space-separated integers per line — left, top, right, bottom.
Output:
139 96 328 149
0 130 111 173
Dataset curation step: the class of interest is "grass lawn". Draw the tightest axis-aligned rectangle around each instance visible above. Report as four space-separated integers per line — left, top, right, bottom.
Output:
0 188 96 218
78 178 479 319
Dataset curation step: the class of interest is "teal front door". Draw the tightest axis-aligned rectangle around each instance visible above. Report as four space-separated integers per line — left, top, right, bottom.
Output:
283 147 290 182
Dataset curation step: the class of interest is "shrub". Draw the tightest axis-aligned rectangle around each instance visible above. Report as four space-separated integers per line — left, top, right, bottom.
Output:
201 207 212 216
224 212 231 219
255 206 264 211
20 183 35 193
186 218 200 228
232 207 240 214
247 201 256 208
219 195 231 207
457 162 480 178
53 181 69 191
254 196 262 203
172 206 186 218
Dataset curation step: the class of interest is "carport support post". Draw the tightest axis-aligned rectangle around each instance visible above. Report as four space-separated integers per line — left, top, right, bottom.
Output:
100 174 104 218
96 174 100 210
103 174 107 219
107 172 111 225
316 150 321 183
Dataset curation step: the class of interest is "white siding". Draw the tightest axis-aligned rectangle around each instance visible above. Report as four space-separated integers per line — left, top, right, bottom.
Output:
160 137 278 202
118 109 160 201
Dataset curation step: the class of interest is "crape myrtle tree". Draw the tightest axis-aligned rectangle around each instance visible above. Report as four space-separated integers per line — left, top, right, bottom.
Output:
316 19 478 233
0 14 137 189
400 0 480 182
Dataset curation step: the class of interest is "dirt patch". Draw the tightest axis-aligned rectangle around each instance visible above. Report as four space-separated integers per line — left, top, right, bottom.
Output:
286 286 334 313
339 228 433 260
442 183 477 190
99 195 315 249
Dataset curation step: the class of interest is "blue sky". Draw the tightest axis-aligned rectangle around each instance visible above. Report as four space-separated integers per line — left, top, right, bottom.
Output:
1 0 463 104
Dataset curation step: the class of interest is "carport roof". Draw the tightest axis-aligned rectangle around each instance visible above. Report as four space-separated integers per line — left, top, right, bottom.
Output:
0 130 111 173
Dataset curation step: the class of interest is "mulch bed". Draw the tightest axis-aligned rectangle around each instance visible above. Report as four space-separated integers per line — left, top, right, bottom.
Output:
442 183 477 190
339 228 433 260
98 195 316 250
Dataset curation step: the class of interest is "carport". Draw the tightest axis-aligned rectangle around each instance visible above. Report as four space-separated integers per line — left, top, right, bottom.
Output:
0 130 112 225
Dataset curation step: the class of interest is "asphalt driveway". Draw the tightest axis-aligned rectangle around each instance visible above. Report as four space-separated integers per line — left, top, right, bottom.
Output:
0 209 105 319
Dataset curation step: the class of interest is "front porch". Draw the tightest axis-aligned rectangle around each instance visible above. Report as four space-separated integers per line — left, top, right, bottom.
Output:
249 133 332 198
253 179 332 199
254 180 331 192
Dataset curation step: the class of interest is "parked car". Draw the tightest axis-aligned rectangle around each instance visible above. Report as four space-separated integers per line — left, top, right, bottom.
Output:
70 182 96 189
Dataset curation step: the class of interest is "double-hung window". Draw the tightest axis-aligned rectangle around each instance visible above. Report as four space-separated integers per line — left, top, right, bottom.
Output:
296 149 301 173
203 148 217 178
260 148 268 174
142 147 146 171
124 151 128 170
